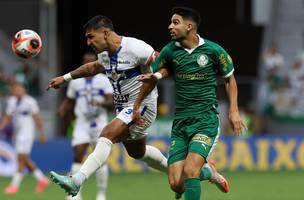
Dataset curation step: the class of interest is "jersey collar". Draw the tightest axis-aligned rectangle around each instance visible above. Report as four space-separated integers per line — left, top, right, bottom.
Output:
174 34 205 54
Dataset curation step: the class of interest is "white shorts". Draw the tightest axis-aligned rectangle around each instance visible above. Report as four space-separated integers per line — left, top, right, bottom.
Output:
14 127 35 154
116 103 157 141
72 117 108 146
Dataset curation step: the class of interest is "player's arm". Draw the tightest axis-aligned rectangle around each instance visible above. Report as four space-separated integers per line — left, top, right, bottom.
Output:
0 114 12 131
47 61 104 90
33 112 46 143
133 47 172 124
90 93 114 110
58 97 75 118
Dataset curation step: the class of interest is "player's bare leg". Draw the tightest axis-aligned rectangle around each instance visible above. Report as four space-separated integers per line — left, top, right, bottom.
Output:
168 160 185 199
24 156 49 193
123 137 167 173
4 154 26 194
50 118 128 196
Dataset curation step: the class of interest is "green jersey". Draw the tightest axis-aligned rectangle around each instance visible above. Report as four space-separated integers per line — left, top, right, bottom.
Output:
152 36 234 118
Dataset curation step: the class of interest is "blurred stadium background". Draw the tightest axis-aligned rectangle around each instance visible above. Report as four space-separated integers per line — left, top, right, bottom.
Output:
0 0 304 199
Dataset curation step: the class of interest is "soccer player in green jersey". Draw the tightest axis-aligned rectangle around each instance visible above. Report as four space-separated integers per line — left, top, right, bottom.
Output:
133 7 246 200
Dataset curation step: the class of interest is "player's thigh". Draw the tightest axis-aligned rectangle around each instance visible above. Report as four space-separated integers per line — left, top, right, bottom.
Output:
122 137 146 159
168 160 185 192
168 119 188 165
117 105 156 141
100 118 129 143
183 152 206 178
188 114 220 159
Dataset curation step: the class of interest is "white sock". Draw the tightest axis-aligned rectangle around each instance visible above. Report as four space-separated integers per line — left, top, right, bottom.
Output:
67 163 83 200
33 169 45 181
96 164 108 200
11 172 23 187
73 137 112 186
140 145 168 173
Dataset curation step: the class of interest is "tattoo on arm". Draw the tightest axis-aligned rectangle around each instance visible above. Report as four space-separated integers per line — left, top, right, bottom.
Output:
71 61 104 79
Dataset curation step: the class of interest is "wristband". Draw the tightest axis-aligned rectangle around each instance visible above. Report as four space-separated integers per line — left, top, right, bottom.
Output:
153 72 162 80
63 73 73 81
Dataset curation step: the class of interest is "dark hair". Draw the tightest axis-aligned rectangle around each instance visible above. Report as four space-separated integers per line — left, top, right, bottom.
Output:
83 15 114 31
172 7 201 27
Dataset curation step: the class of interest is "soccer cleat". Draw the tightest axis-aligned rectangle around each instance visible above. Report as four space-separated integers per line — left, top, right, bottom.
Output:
35 177 49 193
175 192 183 199
50 171 80 197
3 185 19 195
208 159 229 193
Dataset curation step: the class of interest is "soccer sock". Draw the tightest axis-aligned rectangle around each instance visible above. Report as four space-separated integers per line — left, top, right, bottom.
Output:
140 145 168 173
96 164 108 200
11 172 23 187
69 163 83 200
184 178 201 200
73 137 112 186
33 169 45 181
199 163 212 181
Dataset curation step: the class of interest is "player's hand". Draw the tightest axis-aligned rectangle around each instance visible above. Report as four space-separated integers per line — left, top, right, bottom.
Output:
39 134 47 144
47 76 65 90
132 106 145 127
137 73 158 84
228 110 247 135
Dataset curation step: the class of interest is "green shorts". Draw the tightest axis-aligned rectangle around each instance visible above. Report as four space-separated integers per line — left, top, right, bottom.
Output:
168 111 220 165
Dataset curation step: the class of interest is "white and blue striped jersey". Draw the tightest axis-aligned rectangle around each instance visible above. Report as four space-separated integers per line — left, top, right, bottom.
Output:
97 36 158 110
67 74 113 120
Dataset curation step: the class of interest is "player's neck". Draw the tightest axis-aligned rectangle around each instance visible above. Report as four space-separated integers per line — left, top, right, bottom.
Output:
180 33 199 50
107 33 122 56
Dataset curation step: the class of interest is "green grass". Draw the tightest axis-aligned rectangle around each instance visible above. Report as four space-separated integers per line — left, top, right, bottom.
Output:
0 171 303 200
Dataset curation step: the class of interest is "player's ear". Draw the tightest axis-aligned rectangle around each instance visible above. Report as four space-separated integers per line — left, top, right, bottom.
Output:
186 23 193 31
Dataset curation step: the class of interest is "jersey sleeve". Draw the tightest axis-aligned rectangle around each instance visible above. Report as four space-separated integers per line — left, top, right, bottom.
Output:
151 46 172 73
66 81 76 99
216 46 234 78
135 41 155 66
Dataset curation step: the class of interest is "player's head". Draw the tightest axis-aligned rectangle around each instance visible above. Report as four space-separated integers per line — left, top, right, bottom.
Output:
11 83 26 98
169 7 201 41
83 15 115 53
82 52 97 64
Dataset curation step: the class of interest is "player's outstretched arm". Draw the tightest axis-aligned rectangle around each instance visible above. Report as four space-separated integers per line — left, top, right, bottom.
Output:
133 68 170 125
224 74 247 135
47 61 104 90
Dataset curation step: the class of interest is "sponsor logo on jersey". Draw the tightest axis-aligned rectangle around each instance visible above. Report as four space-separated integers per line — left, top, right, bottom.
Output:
197 54 208 67
118 60 131 64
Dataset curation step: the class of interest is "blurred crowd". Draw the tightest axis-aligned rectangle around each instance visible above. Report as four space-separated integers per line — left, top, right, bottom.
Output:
262 46 304 120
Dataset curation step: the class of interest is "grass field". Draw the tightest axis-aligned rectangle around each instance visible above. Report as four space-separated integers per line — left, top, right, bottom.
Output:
0 171 303 200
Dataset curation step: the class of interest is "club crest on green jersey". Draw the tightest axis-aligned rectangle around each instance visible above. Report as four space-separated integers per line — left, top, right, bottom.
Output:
197 54 208 67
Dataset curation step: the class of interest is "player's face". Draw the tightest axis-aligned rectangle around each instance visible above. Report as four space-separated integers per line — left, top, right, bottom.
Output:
12 85 25 98
168 14 190 41
85 28 108 53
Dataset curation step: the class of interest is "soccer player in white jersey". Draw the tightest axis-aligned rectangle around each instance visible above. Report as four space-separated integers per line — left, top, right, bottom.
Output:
47 15 168 197
59 52 113 200
0 84 49 195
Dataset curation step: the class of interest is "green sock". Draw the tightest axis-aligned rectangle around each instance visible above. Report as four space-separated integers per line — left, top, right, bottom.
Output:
184 178 201 200
199 165 212 181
